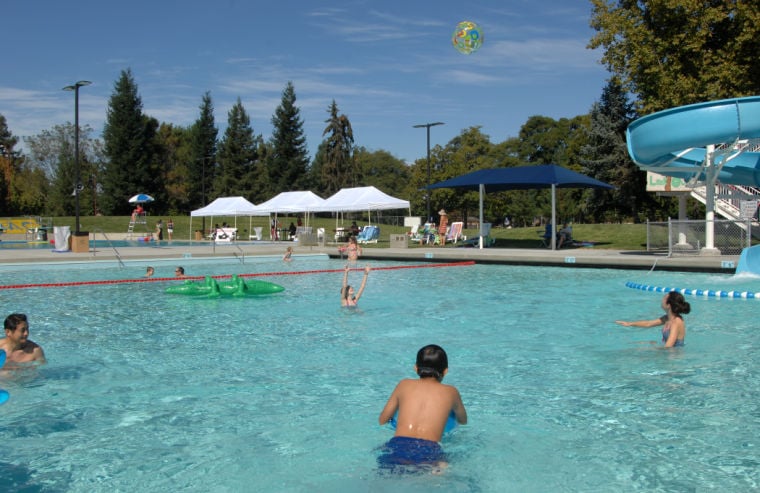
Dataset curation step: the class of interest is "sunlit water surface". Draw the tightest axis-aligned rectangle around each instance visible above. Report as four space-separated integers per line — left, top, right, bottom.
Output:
0 256 757 492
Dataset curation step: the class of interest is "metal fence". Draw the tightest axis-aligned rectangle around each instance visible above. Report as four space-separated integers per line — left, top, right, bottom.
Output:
646 219 753 256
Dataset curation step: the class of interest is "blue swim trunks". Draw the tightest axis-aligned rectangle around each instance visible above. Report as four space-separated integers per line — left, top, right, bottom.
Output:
377 436 446 471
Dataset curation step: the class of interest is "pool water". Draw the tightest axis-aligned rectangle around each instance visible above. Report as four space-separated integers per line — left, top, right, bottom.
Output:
0 257 757 492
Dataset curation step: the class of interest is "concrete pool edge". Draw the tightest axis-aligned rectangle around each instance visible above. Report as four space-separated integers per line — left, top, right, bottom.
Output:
0 241 739 273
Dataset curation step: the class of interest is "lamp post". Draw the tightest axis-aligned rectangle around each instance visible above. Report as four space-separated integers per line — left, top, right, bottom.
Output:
63 80 91 235
413 122 444 221
196 155 214 234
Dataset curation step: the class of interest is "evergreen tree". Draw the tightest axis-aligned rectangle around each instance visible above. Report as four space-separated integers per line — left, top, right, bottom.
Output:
267 82 309 194
249 135 271 201
188 92 217 208
319 100 355 195
580 79 641 222
215 98 258 197
155 123 193 214
102 69 158 215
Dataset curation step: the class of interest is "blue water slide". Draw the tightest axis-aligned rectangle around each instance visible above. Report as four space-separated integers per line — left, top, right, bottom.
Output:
736 244 760 275
626 96 760 186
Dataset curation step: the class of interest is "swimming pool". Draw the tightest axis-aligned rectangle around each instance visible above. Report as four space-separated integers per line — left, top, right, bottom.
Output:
0 257 757 491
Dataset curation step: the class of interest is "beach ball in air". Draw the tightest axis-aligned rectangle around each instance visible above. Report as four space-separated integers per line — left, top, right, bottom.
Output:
452 21 483 54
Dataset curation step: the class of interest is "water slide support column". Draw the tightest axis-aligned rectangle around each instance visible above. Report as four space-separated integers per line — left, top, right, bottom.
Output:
701 144 721 255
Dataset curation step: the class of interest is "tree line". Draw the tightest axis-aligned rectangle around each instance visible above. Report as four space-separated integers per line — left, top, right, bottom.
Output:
2 2 758 225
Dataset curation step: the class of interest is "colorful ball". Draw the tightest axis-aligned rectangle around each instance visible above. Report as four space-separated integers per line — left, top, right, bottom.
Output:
452 21 483 55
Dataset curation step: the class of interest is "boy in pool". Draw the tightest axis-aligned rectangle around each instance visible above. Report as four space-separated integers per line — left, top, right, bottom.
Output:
0 313 46 367
378 344 467 470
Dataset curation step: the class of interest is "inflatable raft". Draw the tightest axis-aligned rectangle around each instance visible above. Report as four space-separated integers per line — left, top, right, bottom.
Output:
165 275 284 297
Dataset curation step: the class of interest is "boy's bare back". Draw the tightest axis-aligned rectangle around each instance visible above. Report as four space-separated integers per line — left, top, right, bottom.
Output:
379 377 467 442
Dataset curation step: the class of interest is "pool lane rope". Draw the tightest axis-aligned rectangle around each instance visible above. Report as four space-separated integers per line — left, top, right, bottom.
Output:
626 281 760 299
0 261 475 291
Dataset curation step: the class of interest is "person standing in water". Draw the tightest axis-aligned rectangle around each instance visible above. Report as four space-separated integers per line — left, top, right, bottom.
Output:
615 291 691 347
340 264 370 307
377 344 467 470
0 313 46 366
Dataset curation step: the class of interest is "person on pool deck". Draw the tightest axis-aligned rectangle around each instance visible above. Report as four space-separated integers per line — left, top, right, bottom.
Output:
615 291 691 347
0 313 46 366
378 344 467 470
174 266 187 278
144 266 155 277
341 264 370 307
155 219 164 241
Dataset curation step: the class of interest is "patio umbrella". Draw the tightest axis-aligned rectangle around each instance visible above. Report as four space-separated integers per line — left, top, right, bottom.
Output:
128 194 155 204
428 164 614 249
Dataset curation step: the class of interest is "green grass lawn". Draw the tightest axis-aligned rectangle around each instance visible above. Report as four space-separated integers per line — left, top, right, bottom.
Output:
43 215 649 251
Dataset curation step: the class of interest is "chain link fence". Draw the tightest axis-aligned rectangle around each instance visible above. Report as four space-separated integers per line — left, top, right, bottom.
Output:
646 219 753 256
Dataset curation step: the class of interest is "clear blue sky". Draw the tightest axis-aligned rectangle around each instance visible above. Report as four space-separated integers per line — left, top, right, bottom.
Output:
1 0 607 164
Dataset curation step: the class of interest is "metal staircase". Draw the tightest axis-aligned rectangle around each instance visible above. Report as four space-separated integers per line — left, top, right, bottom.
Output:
690 183 760 237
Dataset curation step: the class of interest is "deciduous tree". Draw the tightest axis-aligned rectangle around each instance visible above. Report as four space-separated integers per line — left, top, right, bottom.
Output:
589 0 760 113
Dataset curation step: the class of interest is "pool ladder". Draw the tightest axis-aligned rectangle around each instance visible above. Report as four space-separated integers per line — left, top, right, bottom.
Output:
233 244 245 264
91 228 125 269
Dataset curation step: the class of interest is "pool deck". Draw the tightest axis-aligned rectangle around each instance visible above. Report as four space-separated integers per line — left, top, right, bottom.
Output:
0 235 741 273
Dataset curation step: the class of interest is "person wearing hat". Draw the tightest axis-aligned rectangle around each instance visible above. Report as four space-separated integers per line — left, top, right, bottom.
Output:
437 209 449 245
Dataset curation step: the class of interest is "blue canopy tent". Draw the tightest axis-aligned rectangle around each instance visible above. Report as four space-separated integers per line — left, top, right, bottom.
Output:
428 164 614 249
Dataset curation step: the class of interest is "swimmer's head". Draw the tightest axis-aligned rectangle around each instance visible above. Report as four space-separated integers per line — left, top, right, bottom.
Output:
663 292 691 317
415 344 448 381
342 285 354 299
4 313 28 333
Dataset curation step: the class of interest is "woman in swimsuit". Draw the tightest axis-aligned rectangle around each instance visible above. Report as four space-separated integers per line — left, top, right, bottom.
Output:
341 264 370 307
615 291 691 347
345 236 362 263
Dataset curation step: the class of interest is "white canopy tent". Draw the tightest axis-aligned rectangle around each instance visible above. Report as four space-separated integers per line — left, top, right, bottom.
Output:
311 186 411 236
253 191 327 228
253 191 326 213
312 186 410 219
189 196 266 240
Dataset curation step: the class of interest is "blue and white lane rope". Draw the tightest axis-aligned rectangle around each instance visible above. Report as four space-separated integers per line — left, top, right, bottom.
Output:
625 281 760 299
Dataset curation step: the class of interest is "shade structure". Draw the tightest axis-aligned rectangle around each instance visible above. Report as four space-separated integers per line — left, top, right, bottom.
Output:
252 191 327 229
191 196 263 217
189 196 266 240
428 164 614 249
312 186 410 225
128 194 154 204
312 186 410 213
253 191 326 214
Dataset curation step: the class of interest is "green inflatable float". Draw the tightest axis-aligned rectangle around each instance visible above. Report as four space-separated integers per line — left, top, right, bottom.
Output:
166 275 284 297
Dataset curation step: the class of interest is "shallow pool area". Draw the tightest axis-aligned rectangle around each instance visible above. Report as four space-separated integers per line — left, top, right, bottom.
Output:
0 257 757 492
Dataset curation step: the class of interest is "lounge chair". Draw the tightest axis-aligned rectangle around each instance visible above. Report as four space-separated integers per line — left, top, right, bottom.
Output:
412 223 435 244
408 223 421 242
317 227 325 246
445 221 465 244
356 225 380 244
539 224 554 248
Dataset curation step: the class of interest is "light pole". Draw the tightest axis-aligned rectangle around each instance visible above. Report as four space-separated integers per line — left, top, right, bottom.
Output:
196 155 214 234
413 122 444 221
63 80 91 235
